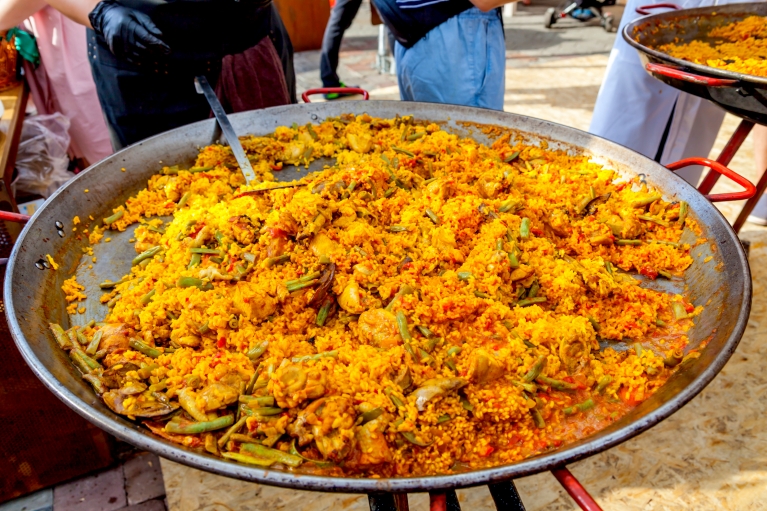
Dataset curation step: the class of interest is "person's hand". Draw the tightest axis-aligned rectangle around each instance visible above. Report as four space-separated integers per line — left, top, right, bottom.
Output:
88 0 170 63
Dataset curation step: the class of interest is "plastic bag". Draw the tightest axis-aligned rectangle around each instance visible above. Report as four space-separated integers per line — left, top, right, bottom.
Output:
13 113 73 198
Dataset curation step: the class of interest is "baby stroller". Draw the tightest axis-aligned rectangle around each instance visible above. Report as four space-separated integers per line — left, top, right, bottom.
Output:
544 0 616 31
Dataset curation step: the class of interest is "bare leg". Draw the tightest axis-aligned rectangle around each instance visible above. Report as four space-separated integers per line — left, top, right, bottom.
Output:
747 124 767 225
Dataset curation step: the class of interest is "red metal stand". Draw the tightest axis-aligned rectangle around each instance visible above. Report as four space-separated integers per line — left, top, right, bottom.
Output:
552 467 604 511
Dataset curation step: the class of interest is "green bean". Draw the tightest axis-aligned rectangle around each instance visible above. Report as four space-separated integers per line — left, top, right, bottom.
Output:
228 316 239 329
286 272 322 287
392 145 415 157
615 239 642 246
508 251 519 269
221 452 275 466
457 271 473 281
243 252 257 263
132 246 161 266
176 276 213 290
425 336 439 352
417 325 434 338
672 302 689 319
82 374 107 395
99 276 129 289
264 255 290 267
306 123 319 140
655 319 666 327
678 201 688 226
167 414 234 434
396 311 412 342
663 349 684 367
289 441 335 468
178 192 191 208
518 297 547 307
346 180 358 194
189 165 215 173
460 396 474 411
531 408 545 428
473 290 490 299
425 209 439 224
197 321 210 335
139 289 156 306
291 350 338 363
389 225 408 232
249 407 285 416
50 323 73 349
520 218 531 239
604 260 614 278
129 339 161 358
70 348 102 373
239 395 275 407
575 195 593 215
217 415 247 448
287 279 318 293
437 414 452 424
638 215 670 227
523 356 547 383
247 341 269 360
316 299 332 327
147 225 165 235
504 150 520 163
418 348 435 366
658 269 673 279
107 294 122 308
564 398 595 415
85 330 103 356
381 153 392 167
528 281 540 299
445 359 457 372
596 375 612 393
103 210 124 225
190 248 221 255
535 375 578 391
384 187 396 198
587 315 600 332
407 132 426 141
360 407 384 424
447 346 462 357
633 343 643 357
632 194 661 208
75 329 89 345
302 146 313 159
241 443 303 467
387 388 406 408
499 198 522 213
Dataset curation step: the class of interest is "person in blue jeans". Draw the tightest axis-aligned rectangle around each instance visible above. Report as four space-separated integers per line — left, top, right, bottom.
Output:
319 0 362 99
373 0 509 110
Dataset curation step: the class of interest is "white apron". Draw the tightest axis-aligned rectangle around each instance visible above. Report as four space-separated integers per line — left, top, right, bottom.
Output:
589 0 755 184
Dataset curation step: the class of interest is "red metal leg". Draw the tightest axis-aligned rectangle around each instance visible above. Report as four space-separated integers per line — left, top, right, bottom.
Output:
551 467 604 511
429 492 447 511
697 119 754 195
0 210 30 223
733 164 767 233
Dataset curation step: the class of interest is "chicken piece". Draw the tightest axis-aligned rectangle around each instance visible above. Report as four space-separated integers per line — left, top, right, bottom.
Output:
309 233 338 258
338 280 366 314
347 132 373 153
466 349 505 384
477 172 502 199
547 210 571 237
267 236 288 258
177 387 208 421
99 323 131 354
312 397 356 461
197 382 239 411
272 363 327 408
352 416 392 467
559 335 591 375
232 281 277 321
274 211 299 237
431 227 465 263
358 309 401 349
230 216 257 246
409 377 467 411
425 179 453 202
189 226 210 249
510 265 535 282
104 387 178 418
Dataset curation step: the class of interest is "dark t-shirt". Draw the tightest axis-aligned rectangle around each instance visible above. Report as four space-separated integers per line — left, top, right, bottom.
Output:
118 0 272 61
372 0 474 48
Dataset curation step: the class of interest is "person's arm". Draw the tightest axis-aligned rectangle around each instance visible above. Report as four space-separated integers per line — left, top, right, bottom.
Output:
44 0 99 28
469 0 516 12
0 0 47 31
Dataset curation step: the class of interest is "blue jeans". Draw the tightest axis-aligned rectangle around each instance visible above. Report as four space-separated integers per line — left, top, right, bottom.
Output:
394 7 505 110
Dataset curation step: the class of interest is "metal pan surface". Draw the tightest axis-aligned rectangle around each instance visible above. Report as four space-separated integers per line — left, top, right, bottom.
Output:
4 101 751 493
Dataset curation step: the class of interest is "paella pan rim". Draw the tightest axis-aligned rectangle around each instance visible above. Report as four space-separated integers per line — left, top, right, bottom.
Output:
622 2 767 87
3 101 752 493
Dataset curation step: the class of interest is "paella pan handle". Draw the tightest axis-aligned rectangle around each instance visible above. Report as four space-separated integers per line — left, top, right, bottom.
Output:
551 467 604 511
646 63 739 87
635 2 679 15
0 211 30 223
301 88 371 103
666 157 757 202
